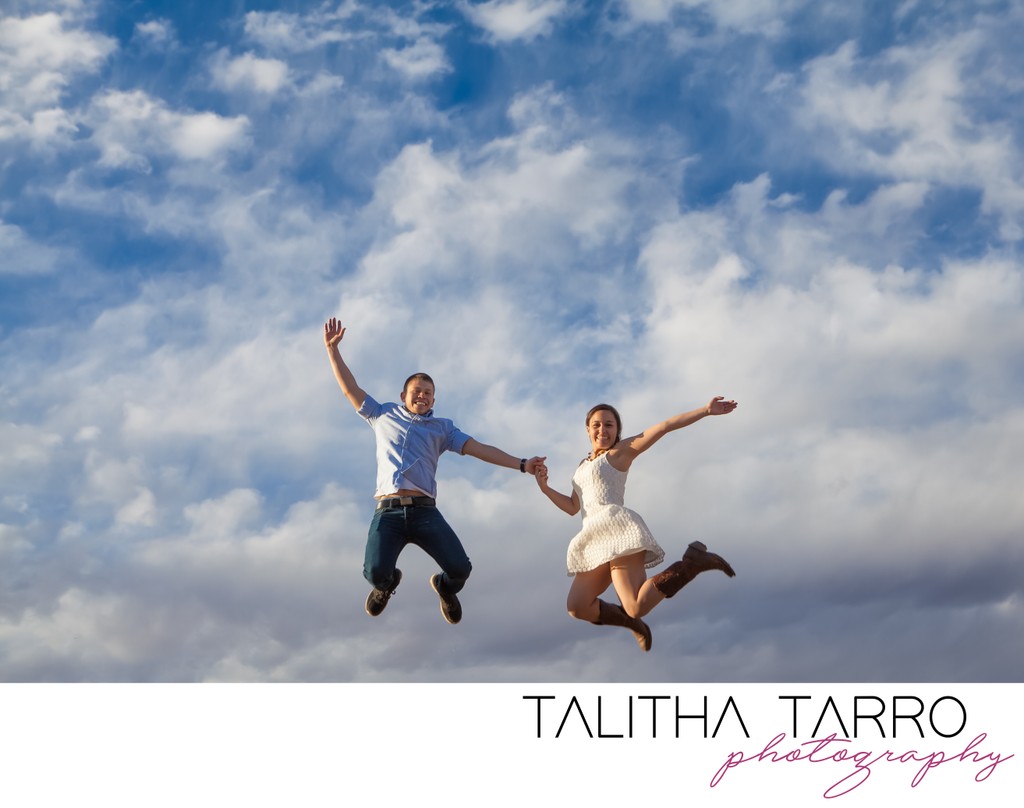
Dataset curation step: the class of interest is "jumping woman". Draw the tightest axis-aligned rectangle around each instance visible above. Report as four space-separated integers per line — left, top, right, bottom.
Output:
534 397 738 651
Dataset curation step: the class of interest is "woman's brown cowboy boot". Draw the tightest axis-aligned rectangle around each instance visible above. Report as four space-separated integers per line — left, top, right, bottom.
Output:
650 541 736 598
593 599 653 652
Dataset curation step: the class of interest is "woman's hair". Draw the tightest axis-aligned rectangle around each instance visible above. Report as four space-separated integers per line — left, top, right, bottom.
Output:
585 403 623 444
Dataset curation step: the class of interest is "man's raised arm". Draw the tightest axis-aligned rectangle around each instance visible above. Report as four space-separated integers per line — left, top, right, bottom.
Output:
324 316 367 412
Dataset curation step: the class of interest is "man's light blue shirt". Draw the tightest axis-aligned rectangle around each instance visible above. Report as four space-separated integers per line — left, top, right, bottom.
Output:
358 393 472 498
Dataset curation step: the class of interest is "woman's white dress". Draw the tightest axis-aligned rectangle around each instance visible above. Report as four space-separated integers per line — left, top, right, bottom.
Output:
565 453 665 575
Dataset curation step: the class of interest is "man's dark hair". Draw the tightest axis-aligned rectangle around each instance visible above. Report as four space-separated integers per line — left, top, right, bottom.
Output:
403 372 435 394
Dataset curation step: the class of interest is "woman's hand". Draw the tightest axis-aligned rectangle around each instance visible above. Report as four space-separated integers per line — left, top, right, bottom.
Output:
534 462 550 491
706 395 738 416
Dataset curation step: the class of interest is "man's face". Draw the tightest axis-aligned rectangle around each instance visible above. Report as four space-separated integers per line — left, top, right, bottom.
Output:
401 379 435 415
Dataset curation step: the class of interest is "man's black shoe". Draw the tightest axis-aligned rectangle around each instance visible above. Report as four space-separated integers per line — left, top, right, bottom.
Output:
430 574 462 624
365 569 402 617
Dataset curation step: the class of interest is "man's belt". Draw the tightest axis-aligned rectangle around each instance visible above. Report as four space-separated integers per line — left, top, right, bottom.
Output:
376 496 436 510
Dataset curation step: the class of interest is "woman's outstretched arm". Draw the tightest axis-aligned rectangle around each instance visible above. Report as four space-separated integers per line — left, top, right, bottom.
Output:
611 396 738 469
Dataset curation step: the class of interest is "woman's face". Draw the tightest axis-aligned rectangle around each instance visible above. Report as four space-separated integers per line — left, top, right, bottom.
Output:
587 409 619 453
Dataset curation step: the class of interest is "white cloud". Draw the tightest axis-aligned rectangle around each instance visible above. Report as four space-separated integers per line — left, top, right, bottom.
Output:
0 524 31 560
80 449 150 509
0 105 78 146
615 0 801 35
240 4 456 88
210 50 291 94
798 34 1024 237
183 488 264 538
0 422 61 472
0 222 63 274
132 18 175 49
636 172 1024 405
358 88 635 297
171 110 252 160
0 11 114 106
115 487 157 528
84 89 251 168
459 0 571 42
0 477 369 679
381 36 451 79
0 10 114 145
241 6 357 52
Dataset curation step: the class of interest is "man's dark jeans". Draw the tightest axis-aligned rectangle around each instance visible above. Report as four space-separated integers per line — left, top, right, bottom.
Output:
364 504 472 595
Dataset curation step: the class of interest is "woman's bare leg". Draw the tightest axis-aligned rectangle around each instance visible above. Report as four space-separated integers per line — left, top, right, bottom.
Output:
566 565 612 622
573 559 652 651
611 552 666 618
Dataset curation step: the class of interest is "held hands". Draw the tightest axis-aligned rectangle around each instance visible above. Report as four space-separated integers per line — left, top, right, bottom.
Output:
706 395 738 416
524 456 546 476
324 317 346 349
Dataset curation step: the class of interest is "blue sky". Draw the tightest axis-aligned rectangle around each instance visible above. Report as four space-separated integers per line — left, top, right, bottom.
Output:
2 0 1023 682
